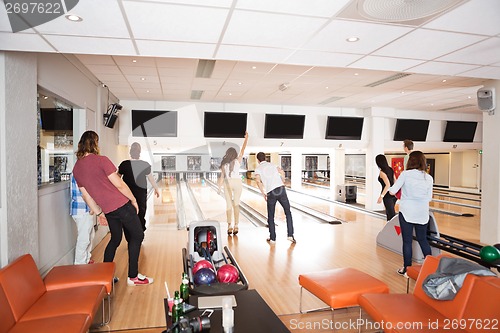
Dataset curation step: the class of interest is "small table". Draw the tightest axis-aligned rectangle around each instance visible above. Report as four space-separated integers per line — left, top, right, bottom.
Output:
166 290 290 333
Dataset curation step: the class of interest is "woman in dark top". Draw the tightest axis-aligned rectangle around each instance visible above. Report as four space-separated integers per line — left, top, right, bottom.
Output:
375 154 397 221
118 142 159 232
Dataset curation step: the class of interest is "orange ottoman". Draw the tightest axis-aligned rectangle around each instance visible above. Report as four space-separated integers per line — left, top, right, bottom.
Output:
298 267 389 313
44 262 116 325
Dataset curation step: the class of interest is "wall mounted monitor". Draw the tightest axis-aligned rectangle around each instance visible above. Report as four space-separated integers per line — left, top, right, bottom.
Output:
393 119 429 141
325 116 364 140
132 110 177 137
443 121 477 142
264 114 305 139
204 112 247 138
40 108 73 131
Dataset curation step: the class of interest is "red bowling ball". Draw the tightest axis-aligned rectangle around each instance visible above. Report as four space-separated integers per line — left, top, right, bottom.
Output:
192 259 214 275
216 264 239 283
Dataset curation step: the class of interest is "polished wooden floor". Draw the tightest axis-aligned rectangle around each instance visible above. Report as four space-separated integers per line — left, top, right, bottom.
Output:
91 177 482 332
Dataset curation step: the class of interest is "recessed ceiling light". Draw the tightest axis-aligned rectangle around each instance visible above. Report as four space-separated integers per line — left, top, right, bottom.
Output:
442 79 447 83
141 77 145 81
65 14 82 22
229 93 232 96
346 37 359 42
146 90 150 93
401 91 405 94
325 86 329 89
43 96 48 100
431 103 434 106
354 73 359 76
252 66 257 69
467 96 472 99
132 59 137 63
238 82 242 85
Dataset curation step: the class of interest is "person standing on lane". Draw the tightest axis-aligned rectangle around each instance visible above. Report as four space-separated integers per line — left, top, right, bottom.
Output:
118 142 160 232
375 154 397 221
389 151 433 277
73 130 154 286
254 152 296 244
217 132 248 235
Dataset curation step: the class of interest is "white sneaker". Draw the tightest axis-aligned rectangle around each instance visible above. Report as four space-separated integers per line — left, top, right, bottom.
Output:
127 273 154 286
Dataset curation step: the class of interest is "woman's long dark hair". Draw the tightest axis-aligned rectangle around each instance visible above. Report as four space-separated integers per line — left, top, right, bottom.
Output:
375 154 392 176
220 147 238 178
76 130 100 159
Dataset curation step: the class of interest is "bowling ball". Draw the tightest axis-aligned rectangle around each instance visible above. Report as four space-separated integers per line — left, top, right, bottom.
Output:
479 245 500 263
192 260 214 275
494 243 500 252
193 267 216 286
216 264 239 283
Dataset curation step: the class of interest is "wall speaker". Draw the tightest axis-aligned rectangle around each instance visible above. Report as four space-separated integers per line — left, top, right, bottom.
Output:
477 88 495 114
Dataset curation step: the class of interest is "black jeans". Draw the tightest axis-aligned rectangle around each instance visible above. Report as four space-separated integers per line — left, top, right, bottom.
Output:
383 194 397 221
266 186 294 241
104 202 144 278
399 212 432 268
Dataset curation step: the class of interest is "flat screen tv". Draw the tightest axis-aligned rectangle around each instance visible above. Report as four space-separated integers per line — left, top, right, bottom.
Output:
443 121 477 142
40 108 73 131
264 114 305 139
204 112 247 138
325 116 364 140
132 110 177 137
393 119 429 141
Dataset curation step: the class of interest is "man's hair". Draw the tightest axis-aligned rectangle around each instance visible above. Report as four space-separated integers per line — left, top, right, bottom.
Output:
256 152 266 162
403 139 414 151
130 142 141 159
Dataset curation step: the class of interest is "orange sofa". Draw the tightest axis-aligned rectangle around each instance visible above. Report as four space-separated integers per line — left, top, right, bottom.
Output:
0 254 107 333
359 256 500 333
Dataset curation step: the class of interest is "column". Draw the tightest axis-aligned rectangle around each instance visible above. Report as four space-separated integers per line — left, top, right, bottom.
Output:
480 80 500 244
0 52 38 265
329 148 345 197
291 150 302 191
365 114 386 211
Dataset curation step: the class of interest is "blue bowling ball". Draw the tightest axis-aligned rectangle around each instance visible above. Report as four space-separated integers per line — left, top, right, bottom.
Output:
193 267 216 286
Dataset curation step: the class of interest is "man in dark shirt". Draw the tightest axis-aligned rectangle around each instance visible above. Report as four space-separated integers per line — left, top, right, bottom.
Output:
118 142 159 231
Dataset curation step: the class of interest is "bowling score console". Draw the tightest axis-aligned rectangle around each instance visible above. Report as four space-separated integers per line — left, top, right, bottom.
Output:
182 221 249 295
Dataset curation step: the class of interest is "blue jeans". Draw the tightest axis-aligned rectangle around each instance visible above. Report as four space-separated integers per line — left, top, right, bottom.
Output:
399 212 432 268
104 202 144 278
266 186 294 241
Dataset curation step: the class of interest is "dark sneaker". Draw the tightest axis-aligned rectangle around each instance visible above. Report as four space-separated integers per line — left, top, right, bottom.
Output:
397 267 408 278
127 273 154 286
266 238 276 244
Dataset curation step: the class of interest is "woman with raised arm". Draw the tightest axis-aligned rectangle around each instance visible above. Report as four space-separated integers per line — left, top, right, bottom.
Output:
218 131 248 235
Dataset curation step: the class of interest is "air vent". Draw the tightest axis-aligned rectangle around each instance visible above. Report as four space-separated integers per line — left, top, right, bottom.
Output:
319 96 344 105
439 104 475 111
365 73 412 87
195 60 216 78
190 90 204 100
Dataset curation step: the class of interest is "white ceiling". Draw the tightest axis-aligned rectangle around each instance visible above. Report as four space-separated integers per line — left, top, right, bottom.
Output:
1 0 499 113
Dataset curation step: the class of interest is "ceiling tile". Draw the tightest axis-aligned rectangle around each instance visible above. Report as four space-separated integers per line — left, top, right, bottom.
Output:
44 35 137 55
125 2 229 43
86 64 122 75
286 50 364 67
437 37 500 66
223 11 328 48
459 66 500 80
349 56 424 72
374 29 485 60
0 32 54 52
409 61 480 76
136 40 216 59
143 0 233 8
424 0 500 36
36 0 130 38
235 0 352 18
304 20 413 54
75 54 115 65
125 75 160 83
113 56 156 67
217 45 293 63
119 66 158 76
